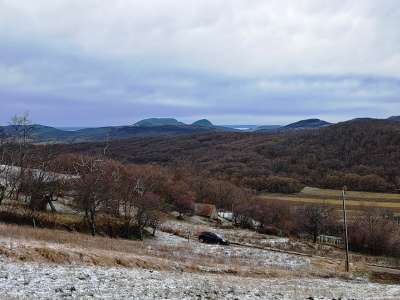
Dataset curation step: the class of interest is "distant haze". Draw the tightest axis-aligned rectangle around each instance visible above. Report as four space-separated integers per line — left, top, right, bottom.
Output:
0 1 399 126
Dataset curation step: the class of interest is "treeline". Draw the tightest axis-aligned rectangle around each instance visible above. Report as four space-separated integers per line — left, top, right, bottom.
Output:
0 119 254 238
233 199 400 257
2 114 400 257
0 149 252 238
44 118 400 193
1 138 400 257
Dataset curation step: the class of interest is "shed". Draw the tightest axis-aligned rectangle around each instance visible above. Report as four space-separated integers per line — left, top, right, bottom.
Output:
194 203 218 219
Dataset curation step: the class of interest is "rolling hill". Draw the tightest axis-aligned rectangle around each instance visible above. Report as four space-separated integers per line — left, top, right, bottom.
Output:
46 118 400 193
281 118 331 130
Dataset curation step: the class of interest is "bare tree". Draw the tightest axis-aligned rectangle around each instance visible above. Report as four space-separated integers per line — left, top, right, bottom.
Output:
347 207 400 256
8 112 34 201
72 155 107 236
119 166 165 239
116 166 139 237
134 191 162 240
0 127 7 146
0 137 7 204
0 180 5 205
168 181 195 218
10 112 34 151
298 204 335 243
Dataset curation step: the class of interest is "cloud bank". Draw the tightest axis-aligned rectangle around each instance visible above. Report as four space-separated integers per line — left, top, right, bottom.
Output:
0 0 399 125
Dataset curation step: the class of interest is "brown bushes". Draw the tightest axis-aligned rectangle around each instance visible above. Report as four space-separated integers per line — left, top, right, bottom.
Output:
348 208 400 257
324 173 391 192
37 119 400 193
232 198 400 259
242 176 304 193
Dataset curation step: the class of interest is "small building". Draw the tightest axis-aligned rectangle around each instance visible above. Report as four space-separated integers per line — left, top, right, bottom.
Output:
316 234 343 246
194 203 218 219
218 211 233 221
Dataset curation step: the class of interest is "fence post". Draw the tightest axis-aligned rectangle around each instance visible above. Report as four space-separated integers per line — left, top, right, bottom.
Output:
342 186 350 272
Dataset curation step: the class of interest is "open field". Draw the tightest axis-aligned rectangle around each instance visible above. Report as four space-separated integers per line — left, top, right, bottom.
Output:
1 220 400 299
259 187 400 210
2 258 400 300
302 187 400 201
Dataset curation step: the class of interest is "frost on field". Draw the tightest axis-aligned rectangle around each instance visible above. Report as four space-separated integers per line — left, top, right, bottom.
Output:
0 256 400 300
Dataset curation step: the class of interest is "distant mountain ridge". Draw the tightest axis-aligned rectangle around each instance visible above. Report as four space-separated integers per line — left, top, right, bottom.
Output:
1 116 398 143
133 118 185 127
192 119 214 127
388 116 400 122
254 119 330 132
253 125 282 132
0 118 235 143
282 118 331 130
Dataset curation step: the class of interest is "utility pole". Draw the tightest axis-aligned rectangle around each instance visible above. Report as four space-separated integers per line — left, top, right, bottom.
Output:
342 186 350 272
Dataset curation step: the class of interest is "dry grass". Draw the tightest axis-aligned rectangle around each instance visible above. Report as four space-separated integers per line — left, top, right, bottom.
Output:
0 218 385 282
259 187 400 210
0 222 145 254
0 222 333 280
302 187 400 200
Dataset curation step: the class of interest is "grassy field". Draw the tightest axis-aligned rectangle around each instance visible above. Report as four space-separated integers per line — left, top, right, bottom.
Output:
259 187 400 210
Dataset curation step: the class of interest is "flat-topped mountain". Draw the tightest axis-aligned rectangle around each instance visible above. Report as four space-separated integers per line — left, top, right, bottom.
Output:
132 118 185 127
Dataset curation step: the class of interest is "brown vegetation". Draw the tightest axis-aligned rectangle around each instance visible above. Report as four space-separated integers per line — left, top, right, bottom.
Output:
37 118 400 193
1 115 400 261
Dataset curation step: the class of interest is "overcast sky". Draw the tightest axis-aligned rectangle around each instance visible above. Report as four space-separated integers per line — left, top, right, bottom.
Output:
0 0 399 126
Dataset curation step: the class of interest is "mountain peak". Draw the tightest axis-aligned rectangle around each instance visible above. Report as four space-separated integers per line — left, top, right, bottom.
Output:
388 116 400 122
284 118 331 130
192 119 214 127
133 118 184 127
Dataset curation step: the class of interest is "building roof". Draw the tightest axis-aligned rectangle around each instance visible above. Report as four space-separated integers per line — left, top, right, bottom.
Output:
194 203 217 218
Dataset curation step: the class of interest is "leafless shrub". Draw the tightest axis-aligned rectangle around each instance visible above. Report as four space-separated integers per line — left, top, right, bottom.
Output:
348 207 400 257
297 204 336 243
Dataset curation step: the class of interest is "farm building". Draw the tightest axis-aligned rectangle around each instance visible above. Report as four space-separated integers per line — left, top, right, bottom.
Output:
218 211 233 221
317 235 343 246
194 203 218 219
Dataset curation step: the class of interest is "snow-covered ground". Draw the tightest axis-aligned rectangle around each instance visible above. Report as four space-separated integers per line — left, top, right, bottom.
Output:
1 218 399 299
0 256 399 300
161 219 286 246
150 232 310 270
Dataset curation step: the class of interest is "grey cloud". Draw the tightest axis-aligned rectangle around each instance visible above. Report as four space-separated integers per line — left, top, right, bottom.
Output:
0 1 399 125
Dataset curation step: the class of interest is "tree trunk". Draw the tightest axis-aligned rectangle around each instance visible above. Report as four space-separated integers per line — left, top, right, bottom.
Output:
89 208 96 236
139 227 143 240
0 186 5 205
47 197 57 213
313 231 318 243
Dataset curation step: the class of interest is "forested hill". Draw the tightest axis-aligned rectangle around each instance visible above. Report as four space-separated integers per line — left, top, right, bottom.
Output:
46 118 400 192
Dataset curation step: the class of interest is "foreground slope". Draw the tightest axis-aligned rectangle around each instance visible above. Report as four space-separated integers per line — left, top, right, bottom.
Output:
2 259 400 299
0 218 399 300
